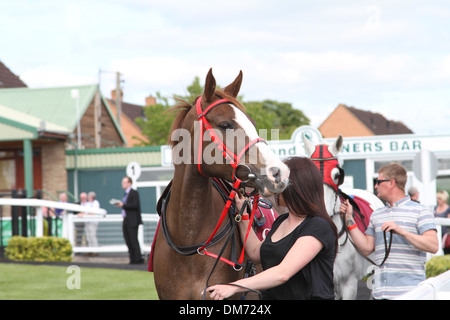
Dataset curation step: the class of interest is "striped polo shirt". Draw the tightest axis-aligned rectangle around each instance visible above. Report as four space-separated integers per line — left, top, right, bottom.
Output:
365 196 436 299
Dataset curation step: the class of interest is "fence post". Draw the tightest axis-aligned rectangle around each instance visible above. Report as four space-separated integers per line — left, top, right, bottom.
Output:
138 224 144 255
0 206 3 257
35 207 43 237
65 213 75 253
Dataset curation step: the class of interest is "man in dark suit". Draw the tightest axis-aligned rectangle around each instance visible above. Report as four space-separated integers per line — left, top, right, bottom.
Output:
117 176 144 264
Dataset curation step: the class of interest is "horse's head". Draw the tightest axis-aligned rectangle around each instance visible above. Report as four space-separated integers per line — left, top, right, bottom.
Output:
169 68 289 196
303 134 344 216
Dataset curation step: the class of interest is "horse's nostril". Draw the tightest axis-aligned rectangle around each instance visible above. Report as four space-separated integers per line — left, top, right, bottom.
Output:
270 167 281 183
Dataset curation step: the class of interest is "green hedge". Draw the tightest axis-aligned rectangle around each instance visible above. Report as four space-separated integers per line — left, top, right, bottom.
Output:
5 236 72 262
426 255 450 278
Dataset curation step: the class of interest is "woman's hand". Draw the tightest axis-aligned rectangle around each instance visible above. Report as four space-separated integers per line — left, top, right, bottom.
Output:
234 194 246 212
202 284 239 300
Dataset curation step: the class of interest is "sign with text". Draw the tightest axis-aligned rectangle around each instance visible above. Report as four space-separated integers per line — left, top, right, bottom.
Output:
161 126 450 165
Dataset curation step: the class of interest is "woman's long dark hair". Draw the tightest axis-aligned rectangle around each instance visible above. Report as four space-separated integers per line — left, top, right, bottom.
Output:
280 157 338 257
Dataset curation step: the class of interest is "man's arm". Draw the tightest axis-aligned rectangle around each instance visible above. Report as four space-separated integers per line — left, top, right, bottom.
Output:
381 221 439 254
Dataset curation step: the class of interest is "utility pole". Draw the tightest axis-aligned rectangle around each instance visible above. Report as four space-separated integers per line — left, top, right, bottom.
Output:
116 72 122 129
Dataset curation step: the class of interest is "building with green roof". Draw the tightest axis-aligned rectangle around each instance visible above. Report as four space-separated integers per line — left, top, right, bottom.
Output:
0 84 127 201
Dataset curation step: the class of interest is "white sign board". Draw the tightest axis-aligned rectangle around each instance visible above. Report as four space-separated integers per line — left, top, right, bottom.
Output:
126 162 141 180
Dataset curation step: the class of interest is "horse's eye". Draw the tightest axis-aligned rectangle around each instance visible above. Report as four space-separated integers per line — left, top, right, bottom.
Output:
218 122 234 130
331 167 341 184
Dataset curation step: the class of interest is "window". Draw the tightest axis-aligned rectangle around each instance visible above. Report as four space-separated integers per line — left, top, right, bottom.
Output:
0 159 15 190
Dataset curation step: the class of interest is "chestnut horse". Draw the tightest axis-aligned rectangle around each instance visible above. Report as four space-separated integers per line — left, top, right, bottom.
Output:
153 69 289 299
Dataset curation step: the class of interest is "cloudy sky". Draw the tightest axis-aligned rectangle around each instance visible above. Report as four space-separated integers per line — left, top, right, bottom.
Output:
2 0 450 135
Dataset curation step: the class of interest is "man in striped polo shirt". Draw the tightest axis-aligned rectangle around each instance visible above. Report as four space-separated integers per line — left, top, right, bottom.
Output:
340 163 439 300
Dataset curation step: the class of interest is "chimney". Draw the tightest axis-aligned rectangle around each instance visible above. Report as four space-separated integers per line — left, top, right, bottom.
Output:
111 89 123 101
145 95 156 106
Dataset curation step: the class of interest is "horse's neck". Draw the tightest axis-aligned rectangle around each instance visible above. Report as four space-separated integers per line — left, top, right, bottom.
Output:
167 165 222 244
324 186 340 217
332 214 343 230
324 186 346 231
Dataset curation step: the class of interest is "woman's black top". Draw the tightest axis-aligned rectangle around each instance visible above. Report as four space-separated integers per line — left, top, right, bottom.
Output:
260 213 336 300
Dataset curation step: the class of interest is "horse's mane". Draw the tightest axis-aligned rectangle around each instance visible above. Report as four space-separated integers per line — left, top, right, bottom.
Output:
167 90 245 147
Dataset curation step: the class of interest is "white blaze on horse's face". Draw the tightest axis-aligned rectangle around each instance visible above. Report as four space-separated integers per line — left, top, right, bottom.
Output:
231 105 289 195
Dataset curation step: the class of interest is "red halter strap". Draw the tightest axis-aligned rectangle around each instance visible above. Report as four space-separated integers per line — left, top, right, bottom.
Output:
195 96 266 177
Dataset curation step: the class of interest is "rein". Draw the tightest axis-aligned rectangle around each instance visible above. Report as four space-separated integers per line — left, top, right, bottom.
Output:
159 179 262 300
159 178 257 270
338 190 392 267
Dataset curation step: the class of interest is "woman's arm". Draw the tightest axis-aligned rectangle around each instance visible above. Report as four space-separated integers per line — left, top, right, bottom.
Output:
235 196 263 263
204 235 323 300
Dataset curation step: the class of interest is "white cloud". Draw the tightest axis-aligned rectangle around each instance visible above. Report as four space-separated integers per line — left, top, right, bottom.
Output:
21 68 96 88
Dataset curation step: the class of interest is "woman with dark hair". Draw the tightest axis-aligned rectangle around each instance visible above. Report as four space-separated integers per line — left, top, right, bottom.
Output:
205 157 338 300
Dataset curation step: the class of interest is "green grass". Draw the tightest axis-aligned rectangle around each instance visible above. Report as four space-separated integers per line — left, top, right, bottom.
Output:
0 263 158 300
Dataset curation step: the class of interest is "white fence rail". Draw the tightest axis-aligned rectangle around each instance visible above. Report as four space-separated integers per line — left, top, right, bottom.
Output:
395 270 450 300
395 217 450 300
65 213 159 254
0 198 159 256
434 218 450 257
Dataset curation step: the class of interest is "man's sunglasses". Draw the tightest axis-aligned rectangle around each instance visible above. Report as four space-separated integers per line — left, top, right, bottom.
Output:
375 179 391 185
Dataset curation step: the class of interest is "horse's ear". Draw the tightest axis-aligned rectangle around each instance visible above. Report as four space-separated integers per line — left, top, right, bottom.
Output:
328 135 343 156
203 68 216 102
302 133 315 156
223 70 243 98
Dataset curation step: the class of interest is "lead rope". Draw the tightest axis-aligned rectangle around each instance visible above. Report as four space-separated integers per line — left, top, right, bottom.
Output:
201 198 262 300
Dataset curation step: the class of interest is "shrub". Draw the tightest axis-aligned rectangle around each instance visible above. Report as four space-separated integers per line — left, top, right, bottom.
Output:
426 255 450 278
5 236 72 262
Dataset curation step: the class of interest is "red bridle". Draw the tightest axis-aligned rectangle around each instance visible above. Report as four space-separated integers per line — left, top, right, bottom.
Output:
195 96 266 270
195 96 266 178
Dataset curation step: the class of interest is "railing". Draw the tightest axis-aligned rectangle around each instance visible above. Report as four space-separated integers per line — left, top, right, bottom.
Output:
0 198 106 238
0 198 159 256
395 217 450 300
395 270 450 300
65 213 159 254
0 198 447 260
433 218 450 257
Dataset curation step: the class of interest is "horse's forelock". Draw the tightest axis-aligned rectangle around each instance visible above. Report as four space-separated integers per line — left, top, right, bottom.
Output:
167 92 246 148
214 90 246 112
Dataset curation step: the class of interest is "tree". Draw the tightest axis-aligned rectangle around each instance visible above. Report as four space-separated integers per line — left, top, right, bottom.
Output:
135 92 175 146
244 100 309 140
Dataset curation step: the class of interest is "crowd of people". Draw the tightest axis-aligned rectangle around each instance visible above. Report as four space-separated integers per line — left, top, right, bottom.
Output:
40 176 144 264
42 191 101 252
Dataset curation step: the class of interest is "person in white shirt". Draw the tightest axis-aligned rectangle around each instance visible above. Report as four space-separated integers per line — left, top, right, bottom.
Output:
84 191 100 250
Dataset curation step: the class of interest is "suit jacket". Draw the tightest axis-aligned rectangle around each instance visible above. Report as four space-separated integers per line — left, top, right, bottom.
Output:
123 188 142 227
